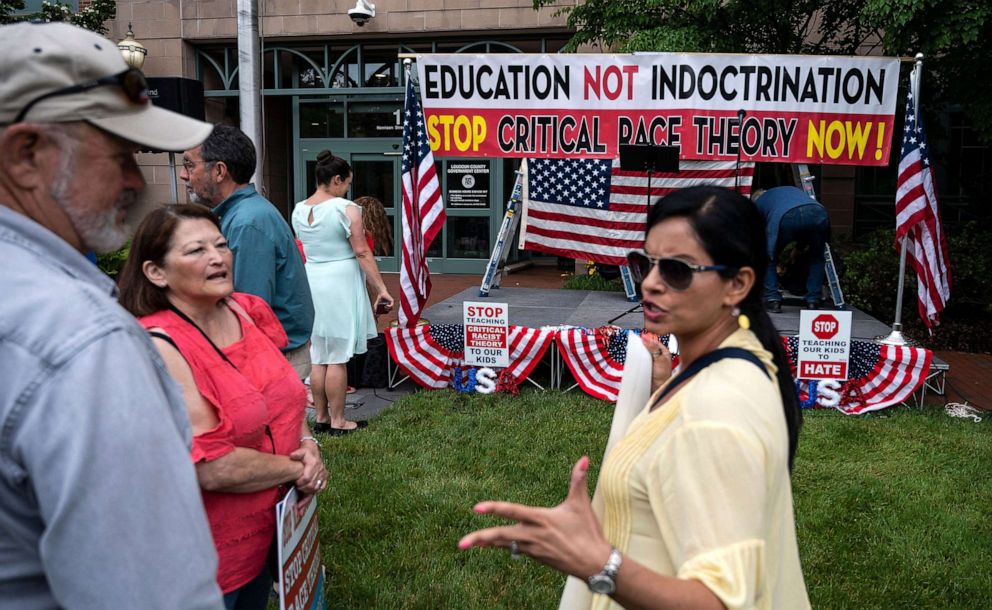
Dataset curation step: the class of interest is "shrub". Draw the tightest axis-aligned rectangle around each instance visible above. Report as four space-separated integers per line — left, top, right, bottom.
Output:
95 244 130 280
946 222 992 315
839 229 903 318
840 222 992 352
842 223 992 318
562 272 624 292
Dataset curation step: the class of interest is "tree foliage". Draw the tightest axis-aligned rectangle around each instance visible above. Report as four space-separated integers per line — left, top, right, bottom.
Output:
0 0 116 35
537 0 992 140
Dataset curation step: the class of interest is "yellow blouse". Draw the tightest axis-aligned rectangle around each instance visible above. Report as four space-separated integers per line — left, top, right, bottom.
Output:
563 329 810 610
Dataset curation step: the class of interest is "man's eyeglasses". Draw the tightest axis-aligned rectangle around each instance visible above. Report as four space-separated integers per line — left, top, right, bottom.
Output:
14 69 149 124
626 251 734 291
181 159 212 172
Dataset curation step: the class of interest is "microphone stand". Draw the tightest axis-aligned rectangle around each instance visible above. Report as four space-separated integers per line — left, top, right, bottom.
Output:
735 109 746 192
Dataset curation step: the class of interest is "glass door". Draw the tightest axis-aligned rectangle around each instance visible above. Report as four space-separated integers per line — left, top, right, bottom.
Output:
351 151 400 272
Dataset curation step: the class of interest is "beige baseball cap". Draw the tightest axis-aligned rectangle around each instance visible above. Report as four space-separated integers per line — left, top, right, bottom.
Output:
0 21 212 152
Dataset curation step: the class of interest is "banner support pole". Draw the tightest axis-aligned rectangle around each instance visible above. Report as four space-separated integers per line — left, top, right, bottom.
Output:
881 52 923 346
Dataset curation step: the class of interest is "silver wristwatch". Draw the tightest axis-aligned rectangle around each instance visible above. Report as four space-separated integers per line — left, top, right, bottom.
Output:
587 548 623 595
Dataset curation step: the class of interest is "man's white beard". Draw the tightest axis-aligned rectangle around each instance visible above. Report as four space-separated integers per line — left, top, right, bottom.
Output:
50 163 134 253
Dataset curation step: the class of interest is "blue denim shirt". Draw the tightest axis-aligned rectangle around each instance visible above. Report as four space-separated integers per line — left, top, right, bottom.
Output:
755 186 825 258
0 206 223 609
213 185 315 351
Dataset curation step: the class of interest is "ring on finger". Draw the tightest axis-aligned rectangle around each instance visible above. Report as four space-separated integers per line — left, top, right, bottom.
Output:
509 540 522 560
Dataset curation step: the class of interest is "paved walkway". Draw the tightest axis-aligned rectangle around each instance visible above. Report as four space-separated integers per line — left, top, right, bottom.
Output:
930 351 992 410
346 266 991 414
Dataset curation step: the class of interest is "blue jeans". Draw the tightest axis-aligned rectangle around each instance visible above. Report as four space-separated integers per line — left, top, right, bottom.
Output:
223 566 273 610
764 205 830 304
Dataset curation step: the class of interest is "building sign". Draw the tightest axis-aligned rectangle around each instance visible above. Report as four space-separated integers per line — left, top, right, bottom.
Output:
415 53 900 165
798 310 853 380
463 302 509 367
446 162 490 208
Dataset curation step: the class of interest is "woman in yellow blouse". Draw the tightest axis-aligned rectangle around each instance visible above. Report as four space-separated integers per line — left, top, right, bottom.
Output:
459 186 809 610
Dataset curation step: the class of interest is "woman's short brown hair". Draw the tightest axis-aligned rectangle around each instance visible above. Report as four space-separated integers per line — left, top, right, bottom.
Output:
117 203 221 317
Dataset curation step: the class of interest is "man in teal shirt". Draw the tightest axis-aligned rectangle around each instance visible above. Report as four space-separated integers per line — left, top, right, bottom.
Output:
181 125 315 378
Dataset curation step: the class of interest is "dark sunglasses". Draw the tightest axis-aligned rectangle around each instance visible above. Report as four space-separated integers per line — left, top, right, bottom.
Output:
14 68 149 124
626 251 734 291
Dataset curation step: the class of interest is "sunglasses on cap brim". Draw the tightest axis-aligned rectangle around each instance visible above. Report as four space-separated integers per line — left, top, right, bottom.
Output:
626 251 735 291
14 68 149 124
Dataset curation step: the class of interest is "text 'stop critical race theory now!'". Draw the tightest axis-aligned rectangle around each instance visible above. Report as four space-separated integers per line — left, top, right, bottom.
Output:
415 53 900 165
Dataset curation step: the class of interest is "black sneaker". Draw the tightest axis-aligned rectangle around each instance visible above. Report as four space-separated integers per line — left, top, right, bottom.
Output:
765 301 782 314
805 301 822 310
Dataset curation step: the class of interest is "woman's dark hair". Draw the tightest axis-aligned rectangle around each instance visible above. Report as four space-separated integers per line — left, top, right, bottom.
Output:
314 149 351 187
648 185 802 469
118 203 222 317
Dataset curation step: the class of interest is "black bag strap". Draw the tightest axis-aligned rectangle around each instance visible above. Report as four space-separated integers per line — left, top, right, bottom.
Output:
147 330 179 352
649 347 770 412
166 303 240 371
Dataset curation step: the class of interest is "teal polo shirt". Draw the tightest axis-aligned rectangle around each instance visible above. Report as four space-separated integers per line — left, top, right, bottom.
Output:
213 185 315 351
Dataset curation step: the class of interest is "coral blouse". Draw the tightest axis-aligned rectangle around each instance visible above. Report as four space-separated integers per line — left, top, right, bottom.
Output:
140 293 306 593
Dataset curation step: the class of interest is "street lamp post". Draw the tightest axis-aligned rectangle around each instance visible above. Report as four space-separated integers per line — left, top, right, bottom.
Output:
118 25 181 202
117 23 147 70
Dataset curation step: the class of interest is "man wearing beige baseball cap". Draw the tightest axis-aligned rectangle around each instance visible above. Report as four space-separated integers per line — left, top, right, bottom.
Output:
0 22 224 609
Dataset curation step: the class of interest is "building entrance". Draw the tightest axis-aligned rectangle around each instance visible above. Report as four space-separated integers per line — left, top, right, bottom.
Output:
295 138 515 274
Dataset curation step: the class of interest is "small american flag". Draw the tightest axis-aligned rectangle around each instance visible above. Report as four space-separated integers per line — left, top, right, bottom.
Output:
521 158 754 265
895 73 951 329
399 78 444 327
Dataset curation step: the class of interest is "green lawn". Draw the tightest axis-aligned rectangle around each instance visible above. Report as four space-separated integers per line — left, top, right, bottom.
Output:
313 390 991 609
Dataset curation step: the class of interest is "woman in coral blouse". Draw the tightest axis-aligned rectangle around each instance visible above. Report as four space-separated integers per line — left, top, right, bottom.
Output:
118 204 327 610
460 187 809 610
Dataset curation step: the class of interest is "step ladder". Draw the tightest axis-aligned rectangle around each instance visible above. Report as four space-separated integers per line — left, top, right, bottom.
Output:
479 169 524 297
619 265 638 302
791 164 845 309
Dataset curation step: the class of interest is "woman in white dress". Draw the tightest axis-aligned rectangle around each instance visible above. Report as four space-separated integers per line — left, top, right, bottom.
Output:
292 150 393 435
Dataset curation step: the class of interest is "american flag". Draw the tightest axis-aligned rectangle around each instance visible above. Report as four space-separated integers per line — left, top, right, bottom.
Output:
784 337 933 414
385 324 556 389
895 72 951 329
399 78 444 327
520 159 754 265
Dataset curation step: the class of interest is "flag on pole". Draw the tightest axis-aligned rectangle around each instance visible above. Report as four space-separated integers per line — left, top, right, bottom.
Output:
399 75 445 327
895 75 951 329
520 159 754 265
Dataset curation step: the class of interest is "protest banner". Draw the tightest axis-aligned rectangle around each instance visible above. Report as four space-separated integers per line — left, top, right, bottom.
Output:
415 53 900 165
797 310 853 380
277 489 326 610
463 302 509 367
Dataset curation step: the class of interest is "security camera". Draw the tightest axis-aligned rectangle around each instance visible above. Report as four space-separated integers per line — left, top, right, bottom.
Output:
348 0 375 26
